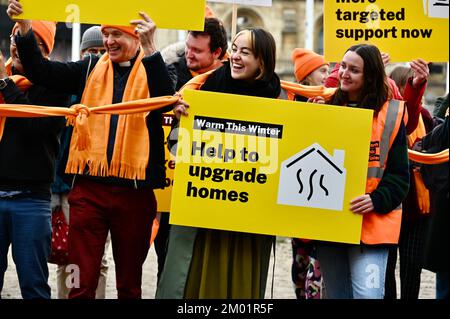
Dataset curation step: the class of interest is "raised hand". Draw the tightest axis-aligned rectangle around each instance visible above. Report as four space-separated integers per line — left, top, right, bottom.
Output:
381 52 390 68
6 0 32 35
409 58 429 88
130 12 157 57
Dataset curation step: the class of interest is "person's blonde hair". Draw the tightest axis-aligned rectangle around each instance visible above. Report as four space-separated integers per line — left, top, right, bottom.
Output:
389 65 413 95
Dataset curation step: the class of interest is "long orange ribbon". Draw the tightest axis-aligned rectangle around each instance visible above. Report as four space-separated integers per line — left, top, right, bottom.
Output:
0 96 179 150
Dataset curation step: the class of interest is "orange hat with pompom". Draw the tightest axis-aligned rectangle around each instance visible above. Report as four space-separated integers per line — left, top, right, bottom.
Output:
291 48 328 82
13 20 57 54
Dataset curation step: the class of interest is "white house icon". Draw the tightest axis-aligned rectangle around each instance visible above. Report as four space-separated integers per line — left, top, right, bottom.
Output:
277 143 347 211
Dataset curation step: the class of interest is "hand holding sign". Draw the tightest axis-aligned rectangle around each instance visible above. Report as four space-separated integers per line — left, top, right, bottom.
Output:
6 0 22 19
173 98 190 120
307 96 326 104
6 0 32 35
130 12 157 57
350 194 375 214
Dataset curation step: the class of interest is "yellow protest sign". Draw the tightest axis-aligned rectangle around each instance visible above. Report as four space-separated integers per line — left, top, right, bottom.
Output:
18 0 206 31
324 0 449 62
169 90 373 244
154 113 176 213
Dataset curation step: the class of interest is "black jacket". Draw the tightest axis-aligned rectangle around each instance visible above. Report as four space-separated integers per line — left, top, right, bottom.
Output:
170 53 194 91
0 68 69 199
200 61 281 98
16 30 175 189
421 116 449 272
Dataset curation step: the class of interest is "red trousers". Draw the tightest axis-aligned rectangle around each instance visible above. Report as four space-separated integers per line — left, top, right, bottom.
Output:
67 177 156 299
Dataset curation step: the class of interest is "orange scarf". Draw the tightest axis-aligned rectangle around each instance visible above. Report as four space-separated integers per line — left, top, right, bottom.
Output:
280 80 337 102
66 50 152 180
408 147 448 214
0 58 33 139
2 58 33 97
0 96 177 142
179 72 337 103
408 149 449 164
179 69 216 94
407 115 430 214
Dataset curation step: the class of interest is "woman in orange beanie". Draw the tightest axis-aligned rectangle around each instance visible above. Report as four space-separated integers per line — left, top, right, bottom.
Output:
9 20 56 75
289 48 330 299
12 20 56 54
292 48 329 88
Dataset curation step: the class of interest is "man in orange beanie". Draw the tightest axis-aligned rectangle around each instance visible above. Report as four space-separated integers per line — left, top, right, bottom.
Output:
7 0 175 299
0 19 69 299
291 48 329 86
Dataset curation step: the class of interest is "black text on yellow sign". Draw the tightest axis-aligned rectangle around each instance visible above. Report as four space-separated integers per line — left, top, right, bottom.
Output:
324 0 449 62
184 115 283 204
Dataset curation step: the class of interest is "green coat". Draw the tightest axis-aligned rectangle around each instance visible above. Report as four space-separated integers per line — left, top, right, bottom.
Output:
155 225 274 299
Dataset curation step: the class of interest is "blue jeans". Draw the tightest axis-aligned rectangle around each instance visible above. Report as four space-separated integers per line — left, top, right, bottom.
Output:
316 243 389 299
0 197 52 299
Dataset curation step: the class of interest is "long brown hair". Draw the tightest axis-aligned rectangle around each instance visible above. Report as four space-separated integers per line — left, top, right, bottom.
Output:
332 44 391 112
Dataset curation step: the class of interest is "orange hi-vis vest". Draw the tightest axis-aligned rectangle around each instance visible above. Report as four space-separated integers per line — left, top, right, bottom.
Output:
363 99 405 244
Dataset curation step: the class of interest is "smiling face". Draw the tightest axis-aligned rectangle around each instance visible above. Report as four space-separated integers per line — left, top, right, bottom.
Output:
305 65 329 86
185 33 220 73
230 32 261 82
102 27 140 63
338 50 365 101
10 32 48 74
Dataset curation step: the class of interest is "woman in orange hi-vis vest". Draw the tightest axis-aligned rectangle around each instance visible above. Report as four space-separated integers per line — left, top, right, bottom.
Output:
156 28 280 299
313 44 410 299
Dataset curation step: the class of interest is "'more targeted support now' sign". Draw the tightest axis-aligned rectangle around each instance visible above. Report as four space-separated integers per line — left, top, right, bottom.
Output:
169 90 373 244
324 0 449 62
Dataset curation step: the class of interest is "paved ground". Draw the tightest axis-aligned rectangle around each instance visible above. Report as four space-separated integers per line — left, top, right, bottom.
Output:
2 237 435 299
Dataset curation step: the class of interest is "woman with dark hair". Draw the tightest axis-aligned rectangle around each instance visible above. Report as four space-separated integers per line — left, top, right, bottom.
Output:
156 28 280 299
315 44 410 299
